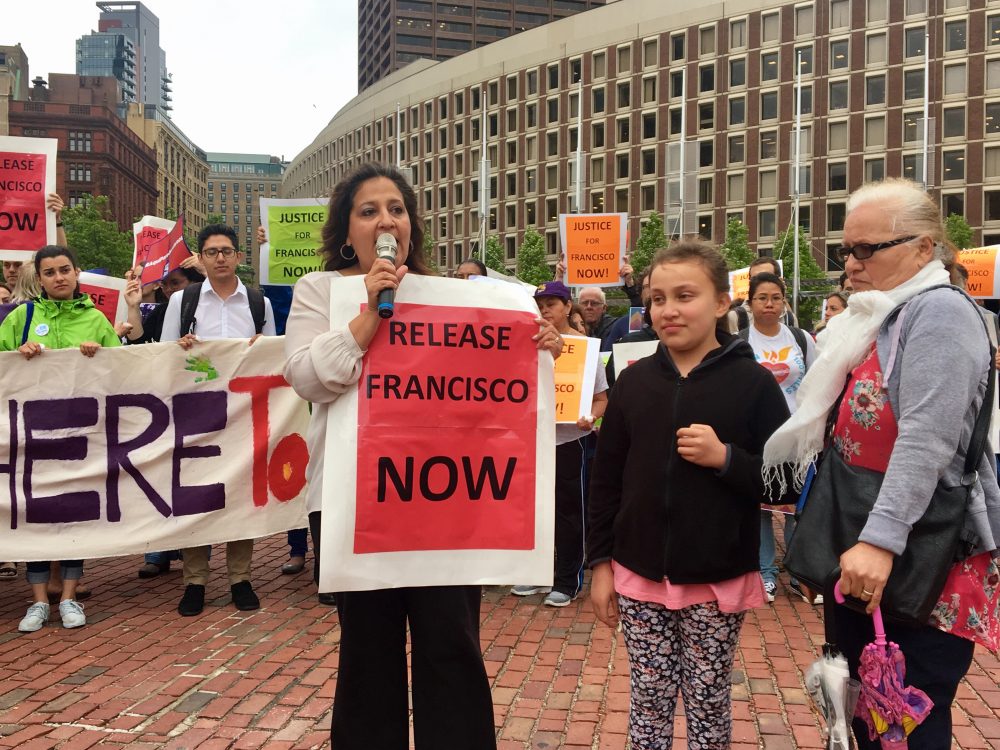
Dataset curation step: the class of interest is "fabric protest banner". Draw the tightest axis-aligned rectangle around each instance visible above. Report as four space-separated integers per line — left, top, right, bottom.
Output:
0 136 58 260
554 335 600 424
559 213 627 287
259 198 328 285
321 275 556 592
958 246 1000 298
79 272 127 325
729 259 784 302
0 337 310 561
612 340 659 379
132 215 191 287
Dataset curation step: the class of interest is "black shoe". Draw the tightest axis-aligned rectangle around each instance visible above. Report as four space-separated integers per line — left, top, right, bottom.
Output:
231 581 260 611
787 580 810 603
138 561 170 579
318 592 337 607
178 584 205 616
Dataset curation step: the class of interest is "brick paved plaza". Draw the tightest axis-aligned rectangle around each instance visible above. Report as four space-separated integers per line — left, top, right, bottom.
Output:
3 533 1000 749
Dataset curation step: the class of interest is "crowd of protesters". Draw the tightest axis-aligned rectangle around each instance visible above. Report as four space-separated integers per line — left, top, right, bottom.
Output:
3 169 999 750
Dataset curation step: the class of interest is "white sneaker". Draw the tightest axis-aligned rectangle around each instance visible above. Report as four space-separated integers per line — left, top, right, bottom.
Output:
543 591 574 607
763 581 777 603
59 600 86 629
18 602 49 632
510 585 552 596
812 594 825 605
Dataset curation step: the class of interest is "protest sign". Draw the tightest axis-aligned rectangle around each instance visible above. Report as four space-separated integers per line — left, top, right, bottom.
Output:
554 334 600 424
559 213 626 287
729 259 784 301
958 246 1000 298
0 337 310 560
259 198 328 285
628 307 645 332
612 340 659 379
79 272 128 324
0 136 57 260
321 274 555 591
132 215 191 287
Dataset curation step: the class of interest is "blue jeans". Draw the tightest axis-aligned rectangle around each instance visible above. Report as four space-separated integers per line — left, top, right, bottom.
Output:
26 561 83 584
287 528 308 558
144 551 181 565
759 510 795 586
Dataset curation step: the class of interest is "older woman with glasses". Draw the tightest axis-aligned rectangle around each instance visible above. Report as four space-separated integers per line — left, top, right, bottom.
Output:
764 178 1000 748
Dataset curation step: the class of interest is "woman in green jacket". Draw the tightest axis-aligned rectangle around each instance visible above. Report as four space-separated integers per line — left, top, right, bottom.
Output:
0 245 120 633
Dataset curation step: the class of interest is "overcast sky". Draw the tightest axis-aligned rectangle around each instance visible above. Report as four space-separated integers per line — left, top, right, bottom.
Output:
4 0 359 163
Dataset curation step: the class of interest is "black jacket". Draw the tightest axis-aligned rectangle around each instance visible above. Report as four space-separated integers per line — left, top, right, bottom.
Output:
587 332 792 584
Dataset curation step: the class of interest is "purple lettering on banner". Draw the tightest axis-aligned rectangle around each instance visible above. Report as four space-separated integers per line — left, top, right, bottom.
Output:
106 394 171 522
172 391 227 516
1 400 18 529
24 398 101 524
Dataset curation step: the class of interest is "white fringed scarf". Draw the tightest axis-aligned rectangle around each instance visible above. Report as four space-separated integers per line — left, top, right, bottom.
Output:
762 260 951 495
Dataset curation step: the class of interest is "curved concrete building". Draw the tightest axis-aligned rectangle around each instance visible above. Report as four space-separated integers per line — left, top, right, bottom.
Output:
285 0 997 274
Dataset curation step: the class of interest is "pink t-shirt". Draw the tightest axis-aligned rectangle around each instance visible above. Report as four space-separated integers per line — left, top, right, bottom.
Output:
613 560 766 613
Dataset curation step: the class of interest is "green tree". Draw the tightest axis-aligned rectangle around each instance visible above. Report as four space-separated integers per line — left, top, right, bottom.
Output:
206 212 225 226
485 235 506 273
773 225 830 327
515 228 552 285
631 212 668 275
61 195 133 276
720 218 756 270
422 227 440 274
945 213 974 250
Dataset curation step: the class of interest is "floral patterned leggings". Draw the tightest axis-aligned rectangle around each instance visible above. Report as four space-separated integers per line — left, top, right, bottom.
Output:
618 595 745 750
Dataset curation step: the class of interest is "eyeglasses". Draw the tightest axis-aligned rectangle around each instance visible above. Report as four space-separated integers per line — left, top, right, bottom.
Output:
201 247 237 258
579 300 605 308
752 295 785 305
835 235 917 262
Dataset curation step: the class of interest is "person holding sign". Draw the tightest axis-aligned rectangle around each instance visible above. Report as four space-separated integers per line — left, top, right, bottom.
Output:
511 281 608 607
0 245 121 632
283 162 563 749
588 239 791 749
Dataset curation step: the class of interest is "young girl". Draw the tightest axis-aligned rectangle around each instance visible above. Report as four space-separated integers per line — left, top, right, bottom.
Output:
588 239 791 749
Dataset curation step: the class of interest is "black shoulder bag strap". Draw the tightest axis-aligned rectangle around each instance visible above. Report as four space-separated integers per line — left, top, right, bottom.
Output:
179 283 202 336
246 287 266 335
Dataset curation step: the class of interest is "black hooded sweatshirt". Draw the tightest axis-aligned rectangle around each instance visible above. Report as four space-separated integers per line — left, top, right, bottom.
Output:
587 331 792 584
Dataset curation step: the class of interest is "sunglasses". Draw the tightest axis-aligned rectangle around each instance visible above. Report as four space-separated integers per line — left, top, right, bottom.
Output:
834 235 917 262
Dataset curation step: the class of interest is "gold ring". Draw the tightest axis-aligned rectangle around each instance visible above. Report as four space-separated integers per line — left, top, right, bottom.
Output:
862 589 874 596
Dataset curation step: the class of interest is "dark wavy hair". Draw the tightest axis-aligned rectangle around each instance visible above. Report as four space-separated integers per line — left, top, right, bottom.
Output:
319 163 429 275
197 224 239 253
34 245 81 299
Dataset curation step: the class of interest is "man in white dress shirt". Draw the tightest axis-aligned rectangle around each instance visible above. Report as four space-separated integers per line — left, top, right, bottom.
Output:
160 224 276 616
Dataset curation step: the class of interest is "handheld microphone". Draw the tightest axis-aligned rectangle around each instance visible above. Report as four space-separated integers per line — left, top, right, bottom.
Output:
375 232 398 319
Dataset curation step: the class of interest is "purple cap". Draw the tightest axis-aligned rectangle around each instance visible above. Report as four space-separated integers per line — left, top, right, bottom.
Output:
533 280 572 301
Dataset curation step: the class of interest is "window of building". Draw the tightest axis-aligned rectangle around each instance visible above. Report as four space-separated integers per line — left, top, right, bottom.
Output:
943 107 965 138
729 135 745 163
761 91 778 120
905 27 926 58
867 0 887 23
641 184 656 211
798 85 813 114
904 69 924 100
903 110 924 142
700 64 715 92
615 188 628 213
700 26 715 55
698 177 713 204
643 77 656 103
643 111 658 138
987 191 1000 221
592 87 606 114
730 19 747 49
829 162 848 191
830 39 849 70
906 0 926 15
615 46 630 75
670 107 682 135
943 193 964 219
866 75 886 105
670 70 684 98
987 147 1000 178
547 99 558 124
592 122 605 148
593 51 606 78
867 33 887 65
760 130 778 159
729 96 745 125
831 0 850 29
730 58 746 87
761 52 779 81
671 33 685 61
547 64 559 90
943 149 965 180
641 148 656 175
987 103 1000 134
616 153 630 179
988 60 1000 91
866 116 886 147
618 81 631 108
618 118 630 143
728 174 745 203
762 12 780 43
830 80 849 110
828 203 846 232
865 158 885 182
643 39 657 67
944 63 967 95
760 170 777 200
902 154 923 181
946 20 967 52
699 140 713 167
759 209 777 237
795 5 814 36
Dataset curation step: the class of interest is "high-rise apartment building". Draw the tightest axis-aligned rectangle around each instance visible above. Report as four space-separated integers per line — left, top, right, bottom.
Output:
357 0 607 92
77 2 172 111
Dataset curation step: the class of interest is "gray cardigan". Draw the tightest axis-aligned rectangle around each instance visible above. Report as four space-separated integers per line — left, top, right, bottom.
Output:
862 285 1000 557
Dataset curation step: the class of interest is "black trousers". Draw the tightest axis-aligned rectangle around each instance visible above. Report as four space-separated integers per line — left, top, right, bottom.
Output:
330 585 496 749
833 604 975 749
553 439 587 597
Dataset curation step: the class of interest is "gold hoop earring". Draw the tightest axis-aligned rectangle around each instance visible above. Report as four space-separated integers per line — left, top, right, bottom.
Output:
340 244 356 261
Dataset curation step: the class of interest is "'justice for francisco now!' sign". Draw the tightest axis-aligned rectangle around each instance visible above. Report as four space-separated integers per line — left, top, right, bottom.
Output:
320 275 556 592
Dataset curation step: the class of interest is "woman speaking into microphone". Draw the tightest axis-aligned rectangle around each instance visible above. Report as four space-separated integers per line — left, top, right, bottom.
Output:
283 162 562 749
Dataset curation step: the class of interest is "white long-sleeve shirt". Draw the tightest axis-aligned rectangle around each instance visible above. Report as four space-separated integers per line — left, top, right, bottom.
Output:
160 278 276 341
282 271 365 513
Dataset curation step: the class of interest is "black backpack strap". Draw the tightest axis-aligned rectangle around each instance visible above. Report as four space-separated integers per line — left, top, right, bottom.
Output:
737 327 750 342
789 326 810 369
179 283 201 336
246 287 266 335
20 302 34 346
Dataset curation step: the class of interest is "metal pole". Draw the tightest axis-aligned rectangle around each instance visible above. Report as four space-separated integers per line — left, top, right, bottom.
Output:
479 89 488 263
575 78 583 213
678 67 686 235
922 32 930 189
793 50 802 321
395 102 401 169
